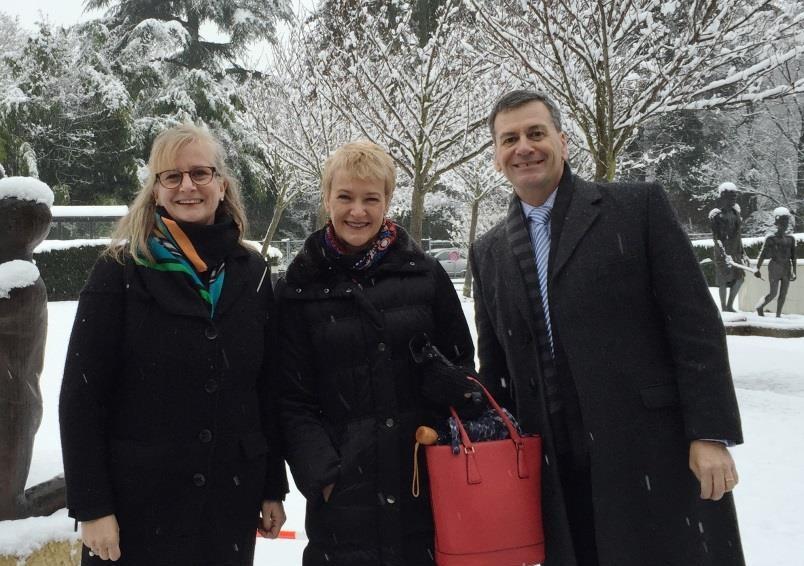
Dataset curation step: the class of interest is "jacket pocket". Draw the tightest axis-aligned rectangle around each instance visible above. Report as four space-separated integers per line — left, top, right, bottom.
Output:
640 383 680 409
240 432 269 460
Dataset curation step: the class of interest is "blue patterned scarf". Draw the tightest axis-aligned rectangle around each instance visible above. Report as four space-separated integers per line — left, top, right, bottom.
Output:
135 214 226 317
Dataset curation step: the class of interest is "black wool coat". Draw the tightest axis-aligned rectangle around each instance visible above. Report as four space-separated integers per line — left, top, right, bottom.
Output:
59 247 288 566
276 227 474 566
470 170 745 566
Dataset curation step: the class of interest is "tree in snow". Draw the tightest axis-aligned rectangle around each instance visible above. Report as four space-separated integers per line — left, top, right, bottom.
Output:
310 0 506 242
68 2 289 234
0 21 139 204
83 0 292 73
469 0 804 181
238 14 353 245
445 152 509 296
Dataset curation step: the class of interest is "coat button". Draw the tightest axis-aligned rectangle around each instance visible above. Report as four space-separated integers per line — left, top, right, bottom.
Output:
409 261 415 266
377 342 386 352
198 429 213 443
204 379 219 393
386 495 396 504
193 473 206 487
345 288 352 294
324 288 330 294
385 418 394 428
205 326 218 340
296 288 302 293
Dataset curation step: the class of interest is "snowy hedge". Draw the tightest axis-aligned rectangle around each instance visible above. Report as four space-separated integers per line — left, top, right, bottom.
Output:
33 240 282 301
33 241 108 301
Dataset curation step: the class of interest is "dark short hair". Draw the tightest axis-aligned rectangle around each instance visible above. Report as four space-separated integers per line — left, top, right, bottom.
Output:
488 90 563 139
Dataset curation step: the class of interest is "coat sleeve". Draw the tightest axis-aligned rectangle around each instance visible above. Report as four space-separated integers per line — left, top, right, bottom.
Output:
469 243 514 409
275 281 341 501
258 267 290 501
645 184 742 443
58 256 125 521
430 260 475 369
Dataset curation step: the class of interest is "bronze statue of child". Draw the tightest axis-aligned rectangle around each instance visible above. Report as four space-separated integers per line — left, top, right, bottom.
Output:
755 207 797 317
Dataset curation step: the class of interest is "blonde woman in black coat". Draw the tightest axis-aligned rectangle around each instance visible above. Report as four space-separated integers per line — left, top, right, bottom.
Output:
277 141 480 566
59 124 288 565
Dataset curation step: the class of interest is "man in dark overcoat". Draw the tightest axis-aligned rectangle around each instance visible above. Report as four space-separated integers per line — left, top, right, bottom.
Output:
470 90 745 566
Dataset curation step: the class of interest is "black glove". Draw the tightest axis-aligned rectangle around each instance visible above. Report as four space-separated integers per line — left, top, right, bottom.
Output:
409 333 485 419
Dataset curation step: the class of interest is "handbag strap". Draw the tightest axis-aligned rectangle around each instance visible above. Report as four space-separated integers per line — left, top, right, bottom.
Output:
448 377 530 481
449 377 523 447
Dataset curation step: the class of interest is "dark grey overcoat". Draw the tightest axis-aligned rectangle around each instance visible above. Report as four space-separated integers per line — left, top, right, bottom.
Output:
470 169 745 566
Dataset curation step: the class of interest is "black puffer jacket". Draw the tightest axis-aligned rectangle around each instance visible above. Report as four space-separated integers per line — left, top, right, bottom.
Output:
277 226 474 566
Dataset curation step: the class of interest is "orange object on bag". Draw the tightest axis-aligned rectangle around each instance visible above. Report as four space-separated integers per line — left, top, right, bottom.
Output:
423 378 544 566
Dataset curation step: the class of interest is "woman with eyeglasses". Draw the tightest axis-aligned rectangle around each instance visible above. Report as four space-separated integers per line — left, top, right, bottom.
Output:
59 124 288 565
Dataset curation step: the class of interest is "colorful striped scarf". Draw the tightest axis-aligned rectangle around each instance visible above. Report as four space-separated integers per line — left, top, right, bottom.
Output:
135 214 225 317
323 218 398 271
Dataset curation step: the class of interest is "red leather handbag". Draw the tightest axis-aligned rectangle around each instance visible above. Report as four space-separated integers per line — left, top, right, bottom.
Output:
423 379 544 566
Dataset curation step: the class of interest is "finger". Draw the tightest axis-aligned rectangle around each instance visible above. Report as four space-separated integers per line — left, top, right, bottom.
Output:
269 519 282 538
699 472 713 500
725 468 739 492
109 543 122 561
99 547 111 561
711 474 726 501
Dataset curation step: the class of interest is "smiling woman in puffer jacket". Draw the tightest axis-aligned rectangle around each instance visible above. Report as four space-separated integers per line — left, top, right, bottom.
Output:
276 141 481 566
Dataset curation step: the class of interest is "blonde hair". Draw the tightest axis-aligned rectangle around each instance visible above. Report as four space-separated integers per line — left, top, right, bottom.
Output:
106 124 248 263
321 141 397 201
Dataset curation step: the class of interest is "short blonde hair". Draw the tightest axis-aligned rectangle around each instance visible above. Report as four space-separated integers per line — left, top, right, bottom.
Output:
106 124 248 263
321 141 396 201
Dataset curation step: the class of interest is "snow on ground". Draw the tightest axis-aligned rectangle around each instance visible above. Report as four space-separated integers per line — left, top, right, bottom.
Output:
10 296 804 565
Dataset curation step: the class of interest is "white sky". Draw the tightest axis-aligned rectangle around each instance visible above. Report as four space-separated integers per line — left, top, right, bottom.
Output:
2 0 315 66
2 0 102 31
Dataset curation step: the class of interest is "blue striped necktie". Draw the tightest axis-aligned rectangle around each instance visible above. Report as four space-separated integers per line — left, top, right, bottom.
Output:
528 206 553 350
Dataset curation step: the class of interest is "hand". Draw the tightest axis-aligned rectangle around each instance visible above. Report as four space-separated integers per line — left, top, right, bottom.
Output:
689 440 739 501
754 270 762 279
792 273 797 281
258 500 286 539
322 483 335 503
725 254 733 265
81 514 121 561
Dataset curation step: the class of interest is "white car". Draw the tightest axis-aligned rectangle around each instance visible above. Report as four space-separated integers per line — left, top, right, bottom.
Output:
430 248 468 278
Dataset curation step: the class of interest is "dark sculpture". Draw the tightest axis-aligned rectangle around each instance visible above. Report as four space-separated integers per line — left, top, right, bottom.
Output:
0 177 65 521
755 207 798 317
709 182 747 312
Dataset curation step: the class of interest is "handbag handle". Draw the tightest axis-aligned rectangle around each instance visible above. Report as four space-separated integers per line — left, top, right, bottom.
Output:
448 376 522 447
448 377 530 481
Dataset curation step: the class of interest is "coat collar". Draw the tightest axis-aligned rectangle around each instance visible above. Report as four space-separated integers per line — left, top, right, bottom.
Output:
503 164 601 282
133 245 255 320
284 224 427 289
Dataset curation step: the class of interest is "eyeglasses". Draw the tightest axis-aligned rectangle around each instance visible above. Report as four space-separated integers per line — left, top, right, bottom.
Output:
156 166 218 189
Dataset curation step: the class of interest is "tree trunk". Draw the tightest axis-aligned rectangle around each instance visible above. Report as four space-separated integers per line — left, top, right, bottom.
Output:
315 199 328 231
260 206 285 258
797 104 804 202
187 12 201 69
593 136 617 181
409 176 426 243
462 198 479 298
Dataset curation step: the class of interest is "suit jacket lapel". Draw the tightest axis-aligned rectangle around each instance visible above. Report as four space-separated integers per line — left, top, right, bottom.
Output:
551 175 601 281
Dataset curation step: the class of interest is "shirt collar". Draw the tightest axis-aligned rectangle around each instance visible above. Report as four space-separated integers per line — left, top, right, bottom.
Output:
520 187 558 218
